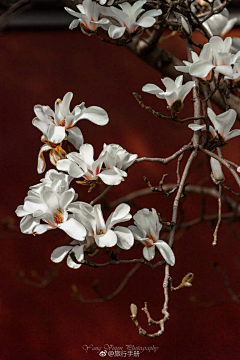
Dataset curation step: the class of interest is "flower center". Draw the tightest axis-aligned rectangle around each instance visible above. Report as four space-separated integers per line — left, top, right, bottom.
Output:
97 229 106 235
59 120 66 127
52 208 64 225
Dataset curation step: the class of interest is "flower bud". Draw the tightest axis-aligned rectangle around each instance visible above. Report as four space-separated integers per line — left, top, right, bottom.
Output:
130 303 137 317
210 158 225 184
180 16 192 38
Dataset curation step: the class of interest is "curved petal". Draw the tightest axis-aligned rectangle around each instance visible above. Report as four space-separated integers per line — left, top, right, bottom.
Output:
143 245 155 261
78 106 109 125
155 241 175 266
58 218 87 240
188 124 207 131
142 83 162 94
106 203 131 229
60 92 73 117
32 117 49 136
47 124 66 144
225 129 240 141
137 16 156 28
66 126 84 150
56 159 72 173
114 226 134 250
34 223 53 235
51 245 72 263
108 25 126 39
128 225 144 240
98 169 123 185
94 229 117 248
69 162 84 178
67 255 82 269
161 77 176 92
20 215 39 234
189 60 214 78
37 144 52 174
59 189 75 209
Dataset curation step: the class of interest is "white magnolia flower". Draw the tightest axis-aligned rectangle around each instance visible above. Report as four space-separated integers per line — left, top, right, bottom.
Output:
210 157 225 184
176 37 236 80
189 107 240 142
203 13 237 38
29 169 72 196
64 0 111 35
175 42 213 81
57 143 137 186
51 237 96 269
106 0 162 39
16 177 86 240
142 75 195 113
99 144 138 185
68 202 134 249
33 92 109 173
129 208 175 265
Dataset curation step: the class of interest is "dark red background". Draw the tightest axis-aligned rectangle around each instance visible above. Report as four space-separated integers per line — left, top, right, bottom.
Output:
1 26 240 360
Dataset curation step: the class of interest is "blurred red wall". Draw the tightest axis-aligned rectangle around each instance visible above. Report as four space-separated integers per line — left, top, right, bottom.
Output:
1 26 240 360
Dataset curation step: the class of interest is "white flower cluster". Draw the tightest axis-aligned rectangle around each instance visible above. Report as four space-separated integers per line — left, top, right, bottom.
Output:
142 75 195 114
64 0 162 39
56 143 137 186
33 92 109 173
175 36 240 81
16 170 175 269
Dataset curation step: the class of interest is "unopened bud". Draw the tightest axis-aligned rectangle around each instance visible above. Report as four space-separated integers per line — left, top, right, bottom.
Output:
180 16 192 38
130 303 138 317
210 158 225 184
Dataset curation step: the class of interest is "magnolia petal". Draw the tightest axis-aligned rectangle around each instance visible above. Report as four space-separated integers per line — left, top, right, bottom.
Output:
79 106 109 125
47 124 66 144
59 189 75 209
56 159 72 172
143 246 155 261
155 241 175 266
128 225 143 240
15 205 29 217
226 129 240 141
161 77 176 92
66 255 81 269
178 81 195 102
98 169 123 185
37 144 52 174
42 191 59 212
214 65 233 78
69 162 84 178
142 83 162 94
188 124 206 131
70 245 84 262
137 16 155 28
20 215 39 234
49 146 66 166
175 65 190 74
32 117 49 136
34 223 53 235
106 203 131 229
114 226 134 250
51 246 73 263
58 218 87 240
66 127 84 150
61 92 73 118
69 19 80 30
94 229 117 248
189 60 214 78
222 17 238 36
108 25 126 39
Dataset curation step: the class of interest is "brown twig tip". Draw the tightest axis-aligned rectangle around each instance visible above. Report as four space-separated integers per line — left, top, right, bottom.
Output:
171 272 194 291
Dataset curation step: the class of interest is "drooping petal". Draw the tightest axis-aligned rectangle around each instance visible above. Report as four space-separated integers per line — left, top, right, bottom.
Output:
66 127 84 150
189 60 214 78
58 218 87 240
94 229 117 247
142 83 163 95
47 124 66 144
78 106 109 126
225 129 240 141
106 203 131 229
34 223 53 235
155 241 175 266
98 169 123 185
114 226 134 250
137 16 156 28
37 144 52 174
143 245 155 261
51 246 73 263
108 25 126 39
20 215 39 234
32 117 49 136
